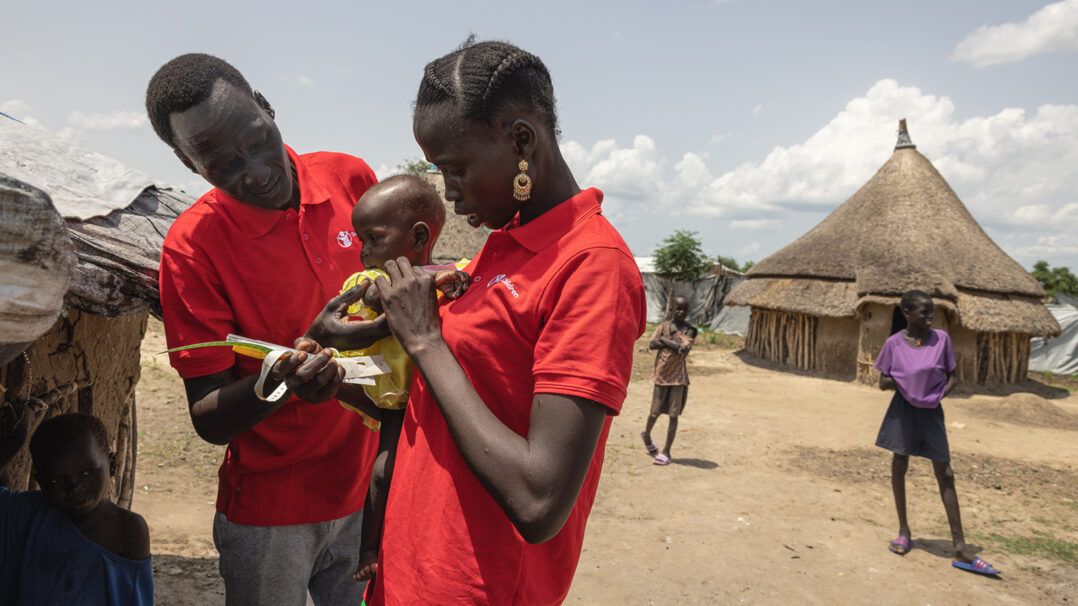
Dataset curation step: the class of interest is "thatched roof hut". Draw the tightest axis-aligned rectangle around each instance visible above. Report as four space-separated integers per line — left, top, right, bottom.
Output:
424 170 490 264
725 120 1060 384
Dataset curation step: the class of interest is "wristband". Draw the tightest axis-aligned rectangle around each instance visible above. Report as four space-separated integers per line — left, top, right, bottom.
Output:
254 349 290 402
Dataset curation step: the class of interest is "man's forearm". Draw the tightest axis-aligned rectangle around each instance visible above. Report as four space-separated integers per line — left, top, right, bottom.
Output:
187 374 288 445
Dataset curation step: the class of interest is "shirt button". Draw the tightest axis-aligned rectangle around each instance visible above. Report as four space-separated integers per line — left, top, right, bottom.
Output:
315 257 323 264
303 233 310 240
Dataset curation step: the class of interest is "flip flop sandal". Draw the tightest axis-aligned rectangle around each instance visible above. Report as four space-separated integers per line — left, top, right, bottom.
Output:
653 453 671 466
640 432 659 456
952 557 1001 576
889 535 911 556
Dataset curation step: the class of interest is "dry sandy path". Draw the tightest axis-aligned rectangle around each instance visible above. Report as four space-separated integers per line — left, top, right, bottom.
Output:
133 320 1078 604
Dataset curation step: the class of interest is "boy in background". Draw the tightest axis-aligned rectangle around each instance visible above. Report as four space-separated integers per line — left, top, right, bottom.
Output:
641 295 696 466
1 409 153 604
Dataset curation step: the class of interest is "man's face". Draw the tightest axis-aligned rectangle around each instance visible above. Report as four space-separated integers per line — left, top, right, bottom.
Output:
170 80 294 210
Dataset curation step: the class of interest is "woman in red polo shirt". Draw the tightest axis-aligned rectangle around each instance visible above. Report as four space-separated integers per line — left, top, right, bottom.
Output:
362 39 646 605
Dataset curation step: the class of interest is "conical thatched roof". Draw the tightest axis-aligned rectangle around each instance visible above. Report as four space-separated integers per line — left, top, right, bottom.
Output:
424 171 490 264
726 121 1060 337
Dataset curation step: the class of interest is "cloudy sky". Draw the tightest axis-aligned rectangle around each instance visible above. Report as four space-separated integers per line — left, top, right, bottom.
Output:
3 0 1077 270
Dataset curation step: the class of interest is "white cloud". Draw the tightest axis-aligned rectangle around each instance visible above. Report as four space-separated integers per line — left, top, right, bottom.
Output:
952 0 1078 67
371 163 395 182
279 74 316 87
561 78 1078 268
67 110 146 131
729 219 781 230
736 241 761 256
1 99 42 127
561 135 663 216
751 103 765 116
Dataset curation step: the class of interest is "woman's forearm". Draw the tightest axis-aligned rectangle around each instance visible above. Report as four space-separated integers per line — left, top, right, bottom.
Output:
408 337 606 543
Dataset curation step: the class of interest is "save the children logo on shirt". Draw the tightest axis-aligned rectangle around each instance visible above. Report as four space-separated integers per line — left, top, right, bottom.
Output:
486 274 519 298
337 230 357 248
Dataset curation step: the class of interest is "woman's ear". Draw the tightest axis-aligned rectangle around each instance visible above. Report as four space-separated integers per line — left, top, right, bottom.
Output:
509 119 537 161
411 222 431 252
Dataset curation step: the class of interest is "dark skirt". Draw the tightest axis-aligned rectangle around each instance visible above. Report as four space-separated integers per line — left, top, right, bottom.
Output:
875 391 950 463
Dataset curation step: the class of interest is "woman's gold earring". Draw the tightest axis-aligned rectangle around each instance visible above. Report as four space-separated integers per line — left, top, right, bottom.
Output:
513 159 532 202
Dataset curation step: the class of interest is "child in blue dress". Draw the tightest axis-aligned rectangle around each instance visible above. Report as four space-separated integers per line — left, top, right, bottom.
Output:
1 408 153 604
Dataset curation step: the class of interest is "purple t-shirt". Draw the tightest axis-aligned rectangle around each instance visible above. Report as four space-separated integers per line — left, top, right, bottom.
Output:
874 328 956 408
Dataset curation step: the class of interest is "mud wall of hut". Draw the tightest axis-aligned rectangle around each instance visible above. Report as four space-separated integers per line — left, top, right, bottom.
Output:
814 317 858 379
0 309 145 505
855 304 893 385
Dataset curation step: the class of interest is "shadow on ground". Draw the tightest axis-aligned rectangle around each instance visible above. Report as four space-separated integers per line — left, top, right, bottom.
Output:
672 457 718 469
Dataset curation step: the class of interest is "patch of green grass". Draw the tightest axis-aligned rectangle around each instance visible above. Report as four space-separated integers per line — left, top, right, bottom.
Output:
979 531 1078 563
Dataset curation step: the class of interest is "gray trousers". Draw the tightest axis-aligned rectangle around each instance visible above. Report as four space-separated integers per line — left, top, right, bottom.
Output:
213 510 366 606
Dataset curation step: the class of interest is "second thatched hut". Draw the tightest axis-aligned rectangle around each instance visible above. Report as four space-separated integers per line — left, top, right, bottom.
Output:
725 120 1060 384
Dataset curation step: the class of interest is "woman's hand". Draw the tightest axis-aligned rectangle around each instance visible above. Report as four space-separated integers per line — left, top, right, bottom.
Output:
374 257 443 354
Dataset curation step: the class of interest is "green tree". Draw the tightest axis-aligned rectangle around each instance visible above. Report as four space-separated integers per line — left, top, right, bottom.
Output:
716 255 754 273
396 157 432 176
716 255 739 272
1032 260 1078 297
653 230 712 318
653 230 712 280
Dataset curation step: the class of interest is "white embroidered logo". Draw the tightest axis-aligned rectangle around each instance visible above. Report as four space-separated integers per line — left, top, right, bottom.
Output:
337 230 356 248
486 274 519 298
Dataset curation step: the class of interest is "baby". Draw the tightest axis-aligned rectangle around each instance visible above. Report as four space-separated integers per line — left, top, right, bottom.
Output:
1 410 153 604
303 174 468 582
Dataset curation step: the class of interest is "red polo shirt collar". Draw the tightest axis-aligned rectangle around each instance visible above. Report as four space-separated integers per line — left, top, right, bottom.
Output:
213 145 332 240
504 187 603 253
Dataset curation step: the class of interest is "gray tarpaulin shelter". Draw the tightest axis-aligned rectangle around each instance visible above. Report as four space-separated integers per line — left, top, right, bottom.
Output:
1029 294 1078 376
636 257 749 333
0 115 194 504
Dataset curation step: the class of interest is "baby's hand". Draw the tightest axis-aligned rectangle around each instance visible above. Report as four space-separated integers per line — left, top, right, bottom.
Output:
353 549 379 583
434 270 471 300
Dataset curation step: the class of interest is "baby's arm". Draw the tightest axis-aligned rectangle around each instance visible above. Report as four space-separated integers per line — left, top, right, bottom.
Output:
354 408 405 583
433 269 470 300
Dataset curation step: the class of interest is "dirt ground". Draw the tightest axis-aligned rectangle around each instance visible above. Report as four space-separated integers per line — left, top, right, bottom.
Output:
133 319 1078 605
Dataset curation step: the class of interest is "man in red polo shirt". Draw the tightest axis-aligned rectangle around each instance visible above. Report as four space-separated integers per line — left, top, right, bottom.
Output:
146 54 377 605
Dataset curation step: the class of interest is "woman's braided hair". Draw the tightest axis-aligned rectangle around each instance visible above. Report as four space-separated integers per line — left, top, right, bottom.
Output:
416 38 558 135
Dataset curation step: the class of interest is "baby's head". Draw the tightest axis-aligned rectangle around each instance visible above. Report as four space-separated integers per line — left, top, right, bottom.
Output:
352 175 445 269
29 413 115 520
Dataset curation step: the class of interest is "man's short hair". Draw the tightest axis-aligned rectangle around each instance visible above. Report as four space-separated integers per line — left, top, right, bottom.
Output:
145 53 253 148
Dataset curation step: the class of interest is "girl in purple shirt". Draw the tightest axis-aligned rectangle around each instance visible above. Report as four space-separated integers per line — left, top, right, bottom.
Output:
874 290 1000 576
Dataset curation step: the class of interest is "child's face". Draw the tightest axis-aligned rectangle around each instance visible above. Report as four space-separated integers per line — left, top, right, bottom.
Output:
672 298 690 322
34 434 112 520
903 300 934 331
352 191 418 269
